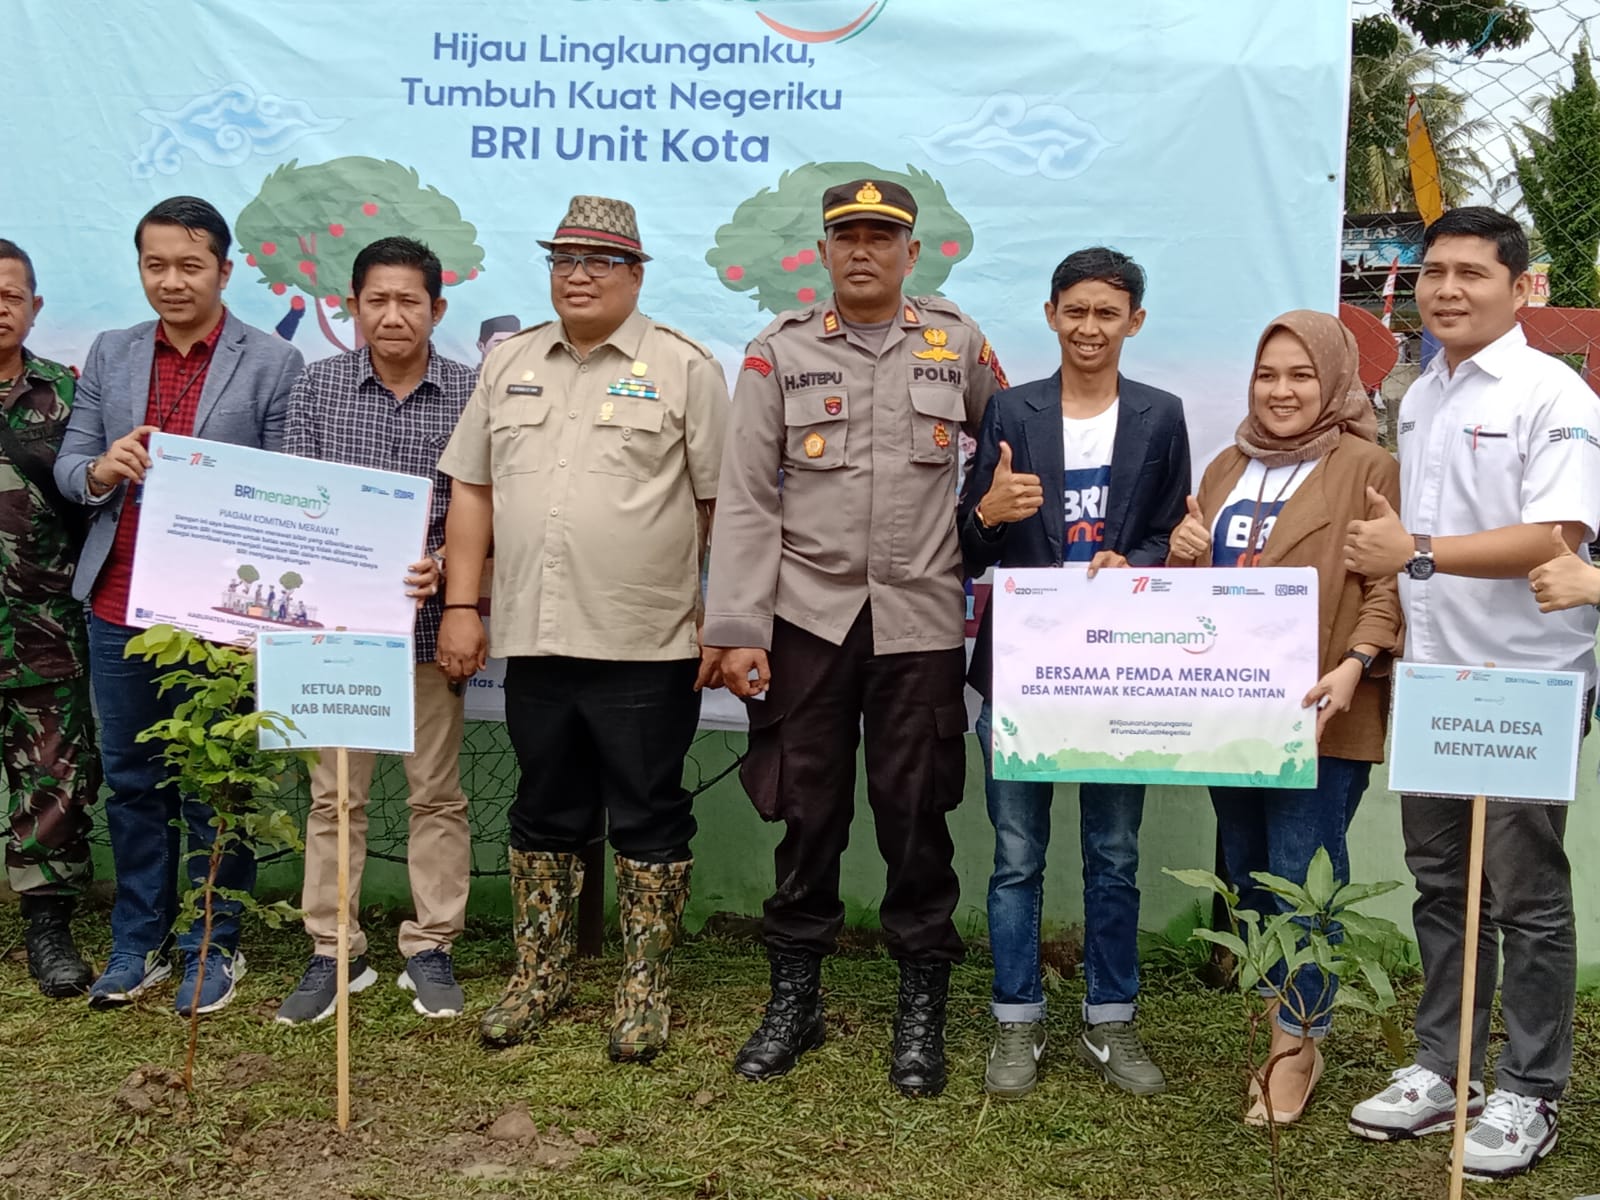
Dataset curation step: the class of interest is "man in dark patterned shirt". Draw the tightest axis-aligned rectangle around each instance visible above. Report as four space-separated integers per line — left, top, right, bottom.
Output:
275 236 473 1024
0 239 97 997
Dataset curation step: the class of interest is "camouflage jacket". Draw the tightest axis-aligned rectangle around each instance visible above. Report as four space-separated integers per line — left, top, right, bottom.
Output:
0 350 86 687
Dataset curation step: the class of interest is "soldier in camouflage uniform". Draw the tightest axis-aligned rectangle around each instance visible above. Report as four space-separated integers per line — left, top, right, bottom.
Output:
0 240 97 997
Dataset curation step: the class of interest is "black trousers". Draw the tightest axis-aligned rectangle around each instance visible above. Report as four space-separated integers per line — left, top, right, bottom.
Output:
503 656 701 863
742 606 968 962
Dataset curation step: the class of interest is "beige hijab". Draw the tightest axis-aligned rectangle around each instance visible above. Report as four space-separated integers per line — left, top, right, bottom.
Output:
1235 310 1377 467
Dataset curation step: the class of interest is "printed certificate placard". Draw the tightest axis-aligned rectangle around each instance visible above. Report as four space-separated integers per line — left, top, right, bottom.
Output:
990 566 1320 787
128 434 431 644
1388 664 1585 804
257 631 416 754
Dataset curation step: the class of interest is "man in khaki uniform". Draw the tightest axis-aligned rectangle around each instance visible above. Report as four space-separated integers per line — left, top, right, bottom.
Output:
436 196 727 1063
703 179 1005 1097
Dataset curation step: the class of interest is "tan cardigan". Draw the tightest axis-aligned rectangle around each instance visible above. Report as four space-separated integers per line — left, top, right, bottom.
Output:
1167 433 1402 763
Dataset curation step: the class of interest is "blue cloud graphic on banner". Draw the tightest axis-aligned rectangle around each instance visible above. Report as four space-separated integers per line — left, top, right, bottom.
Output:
131 83 344 178
912 93 1109 180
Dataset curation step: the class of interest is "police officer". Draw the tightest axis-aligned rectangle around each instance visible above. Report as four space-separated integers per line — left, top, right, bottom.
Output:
703 179 1005 1097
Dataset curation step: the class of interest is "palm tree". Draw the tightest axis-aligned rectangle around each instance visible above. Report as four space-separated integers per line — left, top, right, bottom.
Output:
1347 31 1493 214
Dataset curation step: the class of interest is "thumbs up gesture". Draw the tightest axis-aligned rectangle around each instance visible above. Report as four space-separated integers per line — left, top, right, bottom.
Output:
977 440 1045 527
1343 485 1411 576
1529 523 1600 612
1169 494 1212 563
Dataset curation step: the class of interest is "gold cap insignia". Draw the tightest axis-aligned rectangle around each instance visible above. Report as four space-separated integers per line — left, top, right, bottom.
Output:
855 181 882 205
803 431 826 459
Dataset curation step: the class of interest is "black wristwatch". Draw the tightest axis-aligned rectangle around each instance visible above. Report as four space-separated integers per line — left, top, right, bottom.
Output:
1402 533 1435 581
1342 649 1375 674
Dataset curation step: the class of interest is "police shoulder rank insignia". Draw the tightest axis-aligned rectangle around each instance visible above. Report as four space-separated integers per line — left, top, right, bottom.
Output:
822 310 840 335
913 328 960 363
743 355 773 376
932 422 951 449
824 396 843 416
803 431 826 458
856 181 882 204
902 304 920 325
980 340 1009 389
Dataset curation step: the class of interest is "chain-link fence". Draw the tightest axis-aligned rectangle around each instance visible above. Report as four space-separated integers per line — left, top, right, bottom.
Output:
86 725 746 877
1346 1 1600 413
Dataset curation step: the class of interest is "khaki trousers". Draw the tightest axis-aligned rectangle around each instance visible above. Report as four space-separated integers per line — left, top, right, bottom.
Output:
301 664 469 958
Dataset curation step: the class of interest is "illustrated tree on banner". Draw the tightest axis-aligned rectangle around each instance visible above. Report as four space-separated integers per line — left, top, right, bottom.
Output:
706 162 973 315
235 157 486 351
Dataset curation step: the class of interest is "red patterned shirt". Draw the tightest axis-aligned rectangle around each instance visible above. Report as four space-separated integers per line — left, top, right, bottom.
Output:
91 314 227 625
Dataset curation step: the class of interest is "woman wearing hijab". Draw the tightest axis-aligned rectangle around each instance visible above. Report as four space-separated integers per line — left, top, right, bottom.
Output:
1168 310 1402 1125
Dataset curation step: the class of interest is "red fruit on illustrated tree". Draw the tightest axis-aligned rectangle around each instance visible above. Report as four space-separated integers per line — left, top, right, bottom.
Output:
726 265 745 282
362 203 379 217
260 242 277 256
324 296 340 308
245 254 257 267
290 295 305 310
328 223 345 237
468 268 479 279
798 287 816 303
441 270 458 284
781 256 798 272
298 260 316 276
270 282 287 295
798 249 816 265
941 241 960 257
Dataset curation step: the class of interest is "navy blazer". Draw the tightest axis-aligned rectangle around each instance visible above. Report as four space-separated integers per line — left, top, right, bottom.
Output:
54 311 304 602
956 371 1192 697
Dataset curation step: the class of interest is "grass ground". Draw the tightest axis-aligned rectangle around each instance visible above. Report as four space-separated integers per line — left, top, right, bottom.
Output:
0 903 1595 1200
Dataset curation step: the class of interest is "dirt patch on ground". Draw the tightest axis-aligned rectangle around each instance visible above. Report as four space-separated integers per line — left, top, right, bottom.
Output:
112 1064 191 1117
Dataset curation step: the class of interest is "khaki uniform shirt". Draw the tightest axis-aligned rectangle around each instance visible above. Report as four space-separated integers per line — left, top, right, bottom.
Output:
704 295 1004 655
438 308 728 661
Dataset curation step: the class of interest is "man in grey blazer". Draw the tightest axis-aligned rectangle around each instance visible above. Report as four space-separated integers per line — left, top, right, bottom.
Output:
54 196 302 1016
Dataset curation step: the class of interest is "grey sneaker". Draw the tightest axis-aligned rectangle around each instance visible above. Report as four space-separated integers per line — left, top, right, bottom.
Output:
1075 1021 1166 1095
985 1020 1047 1098
398 949 464 1018
275 954 379 1025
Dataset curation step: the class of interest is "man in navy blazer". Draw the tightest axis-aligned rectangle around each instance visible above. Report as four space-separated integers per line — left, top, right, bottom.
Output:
54 196 302 1016
956 248 1190 1099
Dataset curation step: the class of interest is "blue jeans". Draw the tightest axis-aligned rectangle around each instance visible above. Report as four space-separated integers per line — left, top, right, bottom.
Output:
977 701 1146 1024
88 616 256 956
1209 756 1371 1038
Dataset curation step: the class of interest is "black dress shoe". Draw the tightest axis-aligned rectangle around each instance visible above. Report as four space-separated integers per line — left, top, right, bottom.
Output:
21 894 92 998
734 949 825 1081
889 960 950 1097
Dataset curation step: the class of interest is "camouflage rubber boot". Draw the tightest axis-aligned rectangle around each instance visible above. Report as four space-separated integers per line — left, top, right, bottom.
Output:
608 855 692 1064
479 849 584 1049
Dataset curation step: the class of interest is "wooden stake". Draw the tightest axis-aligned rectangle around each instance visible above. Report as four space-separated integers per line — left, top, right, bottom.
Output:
1447 793 1488 1200
336 746 351 1133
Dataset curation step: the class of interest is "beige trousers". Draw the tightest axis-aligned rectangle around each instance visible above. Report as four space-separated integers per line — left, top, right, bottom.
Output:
301 664 469 958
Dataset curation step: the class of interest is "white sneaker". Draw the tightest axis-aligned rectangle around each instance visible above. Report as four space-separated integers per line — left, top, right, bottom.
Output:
1348 1063 1484 1141
1458 1090 1558 1181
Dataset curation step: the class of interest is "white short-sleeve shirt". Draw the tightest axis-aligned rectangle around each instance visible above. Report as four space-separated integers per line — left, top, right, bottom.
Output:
1396 324 1600 684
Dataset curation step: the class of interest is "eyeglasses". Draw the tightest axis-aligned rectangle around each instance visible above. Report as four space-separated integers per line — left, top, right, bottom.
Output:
545 253 634 278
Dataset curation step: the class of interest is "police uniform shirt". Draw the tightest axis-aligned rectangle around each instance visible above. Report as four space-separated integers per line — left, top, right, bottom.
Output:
1397 323 1600 683
438 308 728 661
704 295 1004 655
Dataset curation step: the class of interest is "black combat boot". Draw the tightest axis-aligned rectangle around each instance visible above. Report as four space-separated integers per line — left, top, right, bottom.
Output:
889 960 950 1097
20 893 92 998
733 949 825 1081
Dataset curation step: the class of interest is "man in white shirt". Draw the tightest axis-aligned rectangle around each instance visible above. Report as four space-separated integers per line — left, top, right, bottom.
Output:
1343 207 1600 1183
